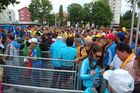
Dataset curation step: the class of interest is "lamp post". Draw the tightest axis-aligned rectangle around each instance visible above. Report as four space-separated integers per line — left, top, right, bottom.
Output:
135 0 140 53
130 0 136 46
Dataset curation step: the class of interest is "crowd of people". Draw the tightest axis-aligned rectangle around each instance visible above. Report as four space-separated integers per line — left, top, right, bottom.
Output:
0 25 139 93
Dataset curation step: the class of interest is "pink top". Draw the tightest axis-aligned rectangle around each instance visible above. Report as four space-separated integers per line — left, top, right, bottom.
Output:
124 55 136 80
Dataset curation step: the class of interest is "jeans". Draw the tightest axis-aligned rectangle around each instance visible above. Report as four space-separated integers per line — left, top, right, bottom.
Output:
31 62 41 87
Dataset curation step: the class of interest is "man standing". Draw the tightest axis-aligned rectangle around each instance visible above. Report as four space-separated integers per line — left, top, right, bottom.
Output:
115 42 136 79
50 36 66 88
4 34 20 84
58 37 77 89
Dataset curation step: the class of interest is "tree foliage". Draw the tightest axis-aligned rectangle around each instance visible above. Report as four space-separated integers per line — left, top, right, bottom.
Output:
120 10 138 28
29 0 52 24
0 0 19 12
91 0 113 26
83 3 93 25
59 5 64 26
67 3 84 26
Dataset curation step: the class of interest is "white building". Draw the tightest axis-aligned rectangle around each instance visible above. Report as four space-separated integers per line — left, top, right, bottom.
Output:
93 0 121 25
108 0 121 25
0 9 15 23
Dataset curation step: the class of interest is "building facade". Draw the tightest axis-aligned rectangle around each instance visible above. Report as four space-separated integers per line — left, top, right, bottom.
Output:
18 7 31 22
108 0 121 25
93 0 121 25
0 9 15 23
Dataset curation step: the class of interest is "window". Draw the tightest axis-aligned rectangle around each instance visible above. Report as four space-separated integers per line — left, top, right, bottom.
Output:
20 11 24 13
21 14 24 16
9 12 11 14
21 18 24 20
9 16 11 21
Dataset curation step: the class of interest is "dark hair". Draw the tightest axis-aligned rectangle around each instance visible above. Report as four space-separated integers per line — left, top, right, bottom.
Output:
41 35 46 42
115 42 132 54
66 37 74 47
88 43 103 69
7 34 14 40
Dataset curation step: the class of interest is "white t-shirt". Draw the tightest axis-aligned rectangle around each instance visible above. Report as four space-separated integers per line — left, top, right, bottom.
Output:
110 54 123 69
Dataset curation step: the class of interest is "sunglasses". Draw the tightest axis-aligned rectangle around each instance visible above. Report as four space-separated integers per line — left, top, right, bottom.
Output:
95 55 102 58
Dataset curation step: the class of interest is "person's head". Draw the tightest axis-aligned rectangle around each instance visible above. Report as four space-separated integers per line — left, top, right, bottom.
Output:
66 37 74 47
25 34 30 40
29 38 38 48
103 69 134 93
115 32 125 43
115 43 132 61
56 36 63 41
7 34 14 42
40 35 46 42
88 43 103 69
74 38 82 47
105 33 115 43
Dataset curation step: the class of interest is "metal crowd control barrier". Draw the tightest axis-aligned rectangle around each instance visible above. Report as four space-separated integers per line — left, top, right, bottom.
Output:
0 54 83 93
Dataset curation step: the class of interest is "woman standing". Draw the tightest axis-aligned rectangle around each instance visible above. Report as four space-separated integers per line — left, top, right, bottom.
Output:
80 43 104 93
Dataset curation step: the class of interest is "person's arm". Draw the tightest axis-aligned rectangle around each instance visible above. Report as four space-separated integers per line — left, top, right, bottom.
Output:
80 59 95 79
75 48 87 63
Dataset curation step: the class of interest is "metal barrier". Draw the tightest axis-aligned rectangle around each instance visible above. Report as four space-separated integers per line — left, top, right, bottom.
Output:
0 54 83 93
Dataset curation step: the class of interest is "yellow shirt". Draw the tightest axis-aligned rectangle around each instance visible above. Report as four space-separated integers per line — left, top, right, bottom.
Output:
77 46 87 57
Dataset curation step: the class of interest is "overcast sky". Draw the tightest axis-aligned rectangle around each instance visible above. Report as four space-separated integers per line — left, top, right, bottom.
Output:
8 0 130 20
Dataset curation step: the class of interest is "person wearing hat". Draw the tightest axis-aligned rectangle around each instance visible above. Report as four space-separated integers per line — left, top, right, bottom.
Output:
29 38 42 87
50 36 66 88
104 33 116 70
103 69 134 93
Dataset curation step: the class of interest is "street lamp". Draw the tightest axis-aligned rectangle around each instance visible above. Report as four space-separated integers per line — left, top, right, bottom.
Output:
134 0 140 52
130 0 136 46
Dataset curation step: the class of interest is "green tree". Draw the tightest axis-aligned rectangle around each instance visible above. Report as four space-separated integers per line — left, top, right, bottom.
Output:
83 3 93 25
47 13 55 26
0 0 19 12
29 0 52 24
59 5 64 26
91 0 113 26
67 3 84 26
120 10 138 28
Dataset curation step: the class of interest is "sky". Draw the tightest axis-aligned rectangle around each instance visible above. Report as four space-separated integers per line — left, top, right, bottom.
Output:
8 0 130 20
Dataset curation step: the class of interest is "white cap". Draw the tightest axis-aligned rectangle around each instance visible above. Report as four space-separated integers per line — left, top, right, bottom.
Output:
103 69 134 93
29 38 38 43
56 36 62 40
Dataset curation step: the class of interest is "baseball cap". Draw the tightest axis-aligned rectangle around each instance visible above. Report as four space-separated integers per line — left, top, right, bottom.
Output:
117 32 125 41
103 69 134 93
105 33 115 40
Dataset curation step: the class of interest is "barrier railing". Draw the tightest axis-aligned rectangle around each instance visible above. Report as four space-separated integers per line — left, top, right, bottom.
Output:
0 54 83 93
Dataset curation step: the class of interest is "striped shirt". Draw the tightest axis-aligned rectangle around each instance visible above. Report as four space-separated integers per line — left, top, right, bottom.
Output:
124 55 136 80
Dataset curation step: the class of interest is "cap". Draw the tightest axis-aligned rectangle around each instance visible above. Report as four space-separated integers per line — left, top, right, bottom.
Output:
105 33 115 40
29 38 38 43
56 36 63 40
117 32 125 41
103 69 134 93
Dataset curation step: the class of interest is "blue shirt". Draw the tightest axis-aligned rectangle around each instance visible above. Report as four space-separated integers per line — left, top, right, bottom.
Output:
80 58 101 88
31 48 42 68
50 40 66 67
59 46 77 67
84 87 110 93
104 42 116 66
